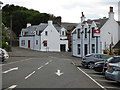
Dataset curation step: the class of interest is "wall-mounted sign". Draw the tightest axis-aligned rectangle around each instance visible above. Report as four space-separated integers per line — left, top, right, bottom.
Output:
94 29 100 37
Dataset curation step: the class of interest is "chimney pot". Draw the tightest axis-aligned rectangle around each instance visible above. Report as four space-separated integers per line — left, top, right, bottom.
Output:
110 7 113 12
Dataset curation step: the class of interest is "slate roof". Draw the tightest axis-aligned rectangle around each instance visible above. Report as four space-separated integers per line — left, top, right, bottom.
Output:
83 18 108 29
21 23 65 36
61 22 78 30
113 40 120 49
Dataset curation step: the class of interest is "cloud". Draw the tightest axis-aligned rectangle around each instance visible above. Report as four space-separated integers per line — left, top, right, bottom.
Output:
1 0 119 22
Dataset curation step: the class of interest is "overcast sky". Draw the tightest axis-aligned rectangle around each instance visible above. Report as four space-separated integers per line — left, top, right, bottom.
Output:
1 0 120 23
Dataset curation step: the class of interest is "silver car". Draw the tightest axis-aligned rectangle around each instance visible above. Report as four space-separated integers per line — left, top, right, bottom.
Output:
105 56 120 82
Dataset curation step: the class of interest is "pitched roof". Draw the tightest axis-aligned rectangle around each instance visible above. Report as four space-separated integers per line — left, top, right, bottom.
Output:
113 40 120 49
61 22 78 31
21 23 65 36
83 18 108 29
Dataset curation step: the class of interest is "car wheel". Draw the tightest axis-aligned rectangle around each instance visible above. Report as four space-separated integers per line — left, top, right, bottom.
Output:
88 62 94 69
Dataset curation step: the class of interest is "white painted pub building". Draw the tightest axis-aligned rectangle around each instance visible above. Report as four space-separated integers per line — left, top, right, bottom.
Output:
19 20 68 52
72 7 120 57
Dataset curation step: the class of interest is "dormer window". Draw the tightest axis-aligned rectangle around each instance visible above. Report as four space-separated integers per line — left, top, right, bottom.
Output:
45 31 48 36
62 31 64 35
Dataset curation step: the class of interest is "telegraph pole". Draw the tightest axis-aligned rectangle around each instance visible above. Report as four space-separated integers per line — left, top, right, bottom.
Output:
0 1 3 48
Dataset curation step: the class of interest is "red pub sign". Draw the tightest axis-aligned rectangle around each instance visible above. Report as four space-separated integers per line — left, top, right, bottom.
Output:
94 29 100 37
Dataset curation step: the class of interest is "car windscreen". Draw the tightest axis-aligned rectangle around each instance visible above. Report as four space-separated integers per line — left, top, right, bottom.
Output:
109 57 120 63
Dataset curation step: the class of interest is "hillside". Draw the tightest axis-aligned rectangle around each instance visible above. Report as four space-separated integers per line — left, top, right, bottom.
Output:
2 4 55 36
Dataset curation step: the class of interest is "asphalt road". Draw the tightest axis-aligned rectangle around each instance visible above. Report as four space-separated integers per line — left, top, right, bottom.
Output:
2 47 120 89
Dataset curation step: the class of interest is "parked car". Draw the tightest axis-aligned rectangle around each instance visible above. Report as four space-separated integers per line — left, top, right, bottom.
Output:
105 57 120 82
0 48 9 62
93 61 105 72
81 54 111 69
94 56 120 73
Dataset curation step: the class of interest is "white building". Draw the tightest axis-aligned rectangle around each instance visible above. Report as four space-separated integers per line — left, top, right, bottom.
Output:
19 20 68 52
72 6 120 57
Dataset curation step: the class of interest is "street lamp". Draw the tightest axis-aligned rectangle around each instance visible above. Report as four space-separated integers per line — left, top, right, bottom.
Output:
0 1 3 48
108 32 113 53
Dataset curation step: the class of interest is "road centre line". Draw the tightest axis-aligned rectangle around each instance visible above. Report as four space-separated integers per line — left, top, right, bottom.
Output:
5 85 17 90
77 67 106 90
25 71 35 79
38 65 43 70
3 67 18 74
45 62 49 65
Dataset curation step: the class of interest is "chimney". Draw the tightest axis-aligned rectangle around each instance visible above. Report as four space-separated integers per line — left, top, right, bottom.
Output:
55 16 62 25
118 1 120 21
81 12 85 23
48 20 53 25
109 6 114 19
27 23 31 27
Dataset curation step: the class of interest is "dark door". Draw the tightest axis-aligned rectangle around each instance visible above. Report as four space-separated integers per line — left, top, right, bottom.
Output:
28 40 30 48
85 44 87 55
60 44 66 52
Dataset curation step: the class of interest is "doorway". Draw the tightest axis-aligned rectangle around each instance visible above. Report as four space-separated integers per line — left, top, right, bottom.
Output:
60 44 66 52
84 44 87 55
28 40 30 48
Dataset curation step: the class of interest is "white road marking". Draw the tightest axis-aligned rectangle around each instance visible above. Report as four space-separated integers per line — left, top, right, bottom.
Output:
25 71 35 79
45 62 49 65
77 67 106 90
95 79 117 83
106 86 119 88
2 58 33 66
90 74 105 77
55 69 63 76
3 67 18 74
38 65 43 70
6 85 17 89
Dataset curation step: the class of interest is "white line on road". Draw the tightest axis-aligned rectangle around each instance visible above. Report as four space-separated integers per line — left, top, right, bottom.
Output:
77 67 106 90
95 79 117 83
6 85 17 90
25 71 35 80
3 67 18 74
38 65 43 70
45 62 49 65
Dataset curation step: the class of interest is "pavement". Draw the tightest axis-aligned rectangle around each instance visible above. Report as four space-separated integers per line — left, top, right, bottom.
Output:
2 47 120 89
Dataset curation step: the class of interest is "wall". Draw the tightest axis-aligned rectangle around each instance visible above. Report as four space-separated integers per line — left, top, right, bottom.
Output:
41 23 60 52
19 36 34 49
100 18 119 50
60 40 68 52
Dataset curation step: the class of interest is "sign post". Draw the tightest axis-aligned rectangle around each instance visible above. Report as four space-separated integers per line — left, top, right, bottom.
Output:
94 30 100 53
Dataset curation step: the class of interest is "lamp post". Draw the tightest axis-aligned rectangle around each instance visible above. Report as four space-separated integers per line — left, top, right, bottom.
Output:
108 32 113 53
0 1 3 48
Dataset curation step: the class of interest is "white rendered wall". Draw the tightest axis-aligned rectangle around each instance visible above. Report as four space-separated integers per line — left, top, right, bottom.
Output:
100 18 119 50
34 35 41 51
19 36 34 49
41 22 60 52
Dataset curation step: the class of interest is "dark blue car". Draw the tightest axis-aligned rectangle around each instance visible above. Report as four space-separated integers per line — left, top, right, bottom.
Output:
81 54 111 69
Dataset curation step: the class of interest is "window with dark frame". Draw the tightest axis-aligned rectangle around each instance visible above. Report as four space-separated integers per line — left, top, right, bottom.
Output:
21 40 25 46
85 28 87 38
43 41 47 47
78 44 80 55
92 44 95 53
45 31 48 36
62 31 64 35
92 27 95 38
36 40 38 45
78 29 80 38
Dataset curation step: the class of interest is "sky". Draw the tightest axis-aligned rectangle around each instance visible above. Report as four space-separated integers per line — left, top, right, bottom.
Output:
1 0 120 23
